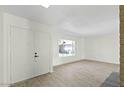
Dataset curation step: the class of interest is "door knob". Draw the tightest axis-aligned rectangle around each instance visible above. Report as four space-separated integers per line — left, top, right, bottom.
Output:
34 52 39 57
34 55 39 57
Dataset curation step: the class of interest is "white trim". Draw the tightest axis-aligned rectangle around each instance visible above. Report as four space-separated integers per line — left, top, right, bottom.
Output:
4 24 53 85
0 84 10 87
3 23 11 85
2 13 53 85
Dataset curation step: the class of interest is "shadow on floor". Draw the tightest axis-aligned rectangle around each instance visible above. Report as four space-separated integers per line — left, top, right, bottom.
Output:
100 72 120 87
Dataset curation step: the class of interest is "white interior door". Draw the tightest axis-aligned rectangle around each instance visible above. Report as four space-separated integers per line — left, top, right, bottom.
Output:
11 27 35 83
34 31 50 76
11 27 51 83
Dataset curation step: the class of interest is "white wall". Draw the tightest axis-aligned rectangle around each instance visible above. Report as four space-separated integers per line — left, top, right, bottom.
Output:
84 32 120 64
52 30 85 66
0 10 3 86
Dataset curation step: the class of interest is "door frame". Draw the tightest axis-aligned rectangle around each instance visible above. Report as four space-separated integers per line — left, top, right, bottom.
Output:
3 13 53 85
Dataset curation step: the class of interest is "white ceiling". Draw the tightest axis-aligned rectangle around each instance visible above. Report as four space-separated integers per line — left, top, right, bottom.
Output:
0 5 119 36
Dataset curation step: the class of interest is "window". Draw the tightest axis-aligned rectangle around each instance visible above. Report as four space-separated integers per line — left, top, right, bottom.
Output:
59 40 75 57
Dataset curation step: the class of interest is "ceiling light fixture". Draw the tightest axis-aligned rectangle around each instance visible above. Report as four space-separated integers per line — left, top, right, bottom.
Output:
41 0 50 8
41 4 50 8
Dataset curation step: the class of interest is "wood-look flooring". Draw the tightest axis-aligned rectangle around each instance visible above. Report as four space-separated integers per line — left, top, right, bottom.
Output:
11 60 119 87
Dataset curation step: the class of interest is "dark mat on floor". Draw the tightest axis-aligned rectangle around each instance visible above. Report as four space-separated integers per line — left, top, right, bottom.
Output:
101 72 120 87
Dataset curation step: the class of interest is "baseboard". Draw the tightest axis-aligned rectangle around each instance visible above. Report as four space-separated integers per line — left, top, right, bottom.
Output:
53 59 119 67
53 59 84 67
83 59 120 65
0 84 10 87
